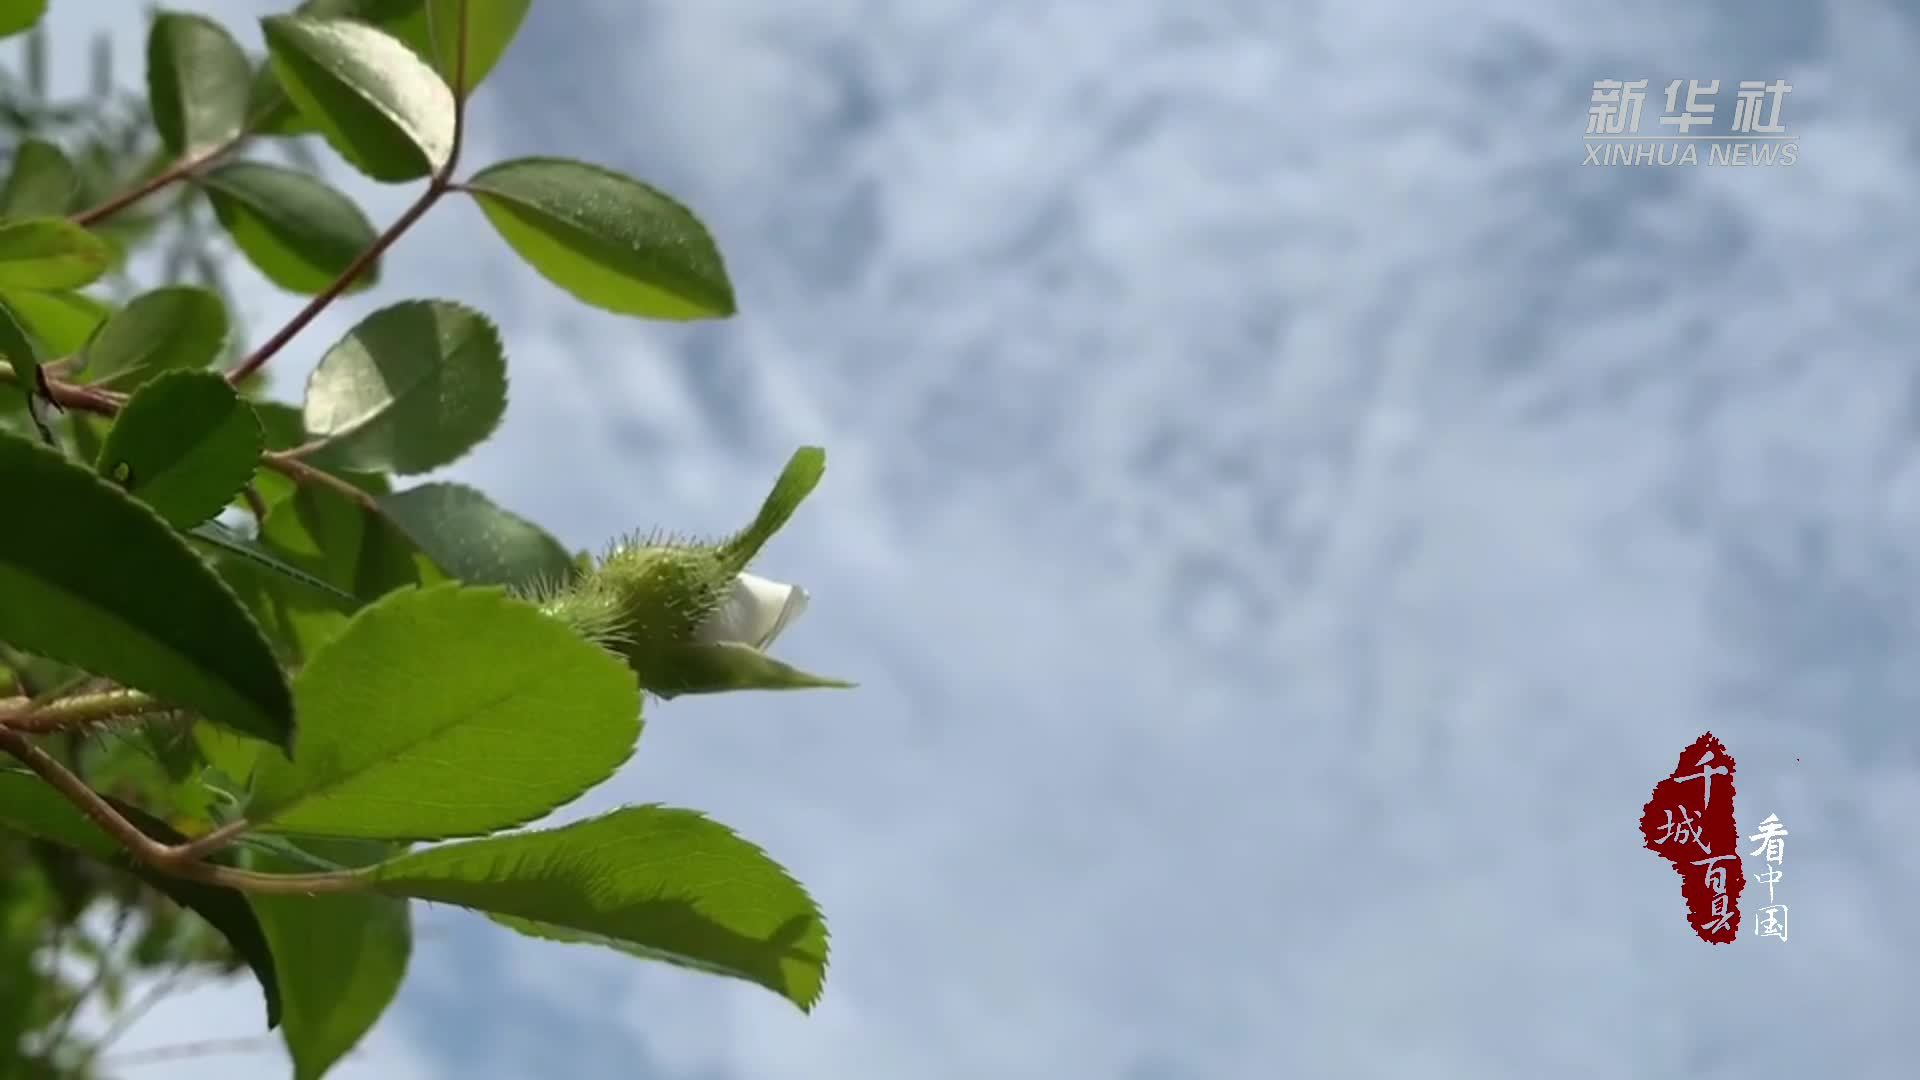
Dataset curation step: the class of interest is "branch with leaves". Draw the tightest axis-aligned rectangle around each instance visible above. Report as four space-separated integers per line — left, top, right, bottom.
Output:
0 3 849 1077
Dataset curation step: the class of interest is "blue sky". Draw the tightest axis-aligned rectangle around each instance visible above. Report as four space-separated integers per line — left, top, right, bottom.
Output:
36 1 1917 1077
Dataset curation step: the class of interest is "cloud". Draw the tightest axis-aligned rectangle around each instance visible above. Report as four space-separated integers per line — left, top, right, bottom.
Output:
26 0 1919 1077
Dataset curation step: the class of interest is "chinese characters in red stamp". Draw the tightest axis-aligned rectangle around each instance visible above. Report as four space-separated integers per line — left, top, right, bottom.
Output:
1639 732 1745 943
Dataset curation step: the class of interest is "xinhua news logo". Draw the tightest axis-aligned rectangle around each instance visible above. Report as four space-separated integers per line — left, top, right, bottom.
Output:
1585 79 1797 167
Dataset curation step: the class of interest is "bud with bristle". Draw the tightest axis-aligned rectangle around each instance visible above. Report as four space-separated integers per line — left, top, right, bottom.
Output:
525 448 852 697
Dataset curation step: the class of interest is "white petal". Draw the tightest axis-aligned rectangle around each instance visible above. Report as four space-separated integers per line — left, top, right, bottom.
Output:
695 572 810 649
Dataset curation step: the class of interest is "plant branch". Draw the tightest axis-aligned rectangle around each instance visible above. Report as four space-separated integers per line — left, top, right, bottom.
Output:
163 816 254 865
0 727 181 864
85 966 199 1062
40 905 135 1060
0 689 163 734
0 729 369 895
447 2 471 160
0 366 122 416
261 450 380 511
241 482 270 523
98 1036 281 1068
223 184 439 385
70 138 239 229
226 3 472 388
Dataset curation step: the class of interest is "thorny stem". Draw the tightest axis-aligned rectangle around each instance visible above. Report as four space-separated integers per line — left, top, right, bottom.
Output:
3 369 123 415
0 728 368 895
0 688 162 734
225 2 472 387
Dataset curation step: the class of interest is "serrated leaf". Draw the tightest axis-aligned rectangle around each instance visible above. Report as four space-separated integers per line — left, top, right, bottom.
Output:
248 839 410 1080
379 482 576 590
244 400 392 507
0 768 284 1027
2 139 76 217
195 721 263 794
200 161 378 295
249 584 641 840
0 288 109 354
363 805 828 1010
224 481 443 663
0 0 46 39
464 158 735 320
261 15 455 183
146 13 251 156
82 286 229 388
390 0 530 94
186 520 359 609
0 217 111 290
0 433 294 747
97 371 261 528
724 446 825 570
301 300 505 475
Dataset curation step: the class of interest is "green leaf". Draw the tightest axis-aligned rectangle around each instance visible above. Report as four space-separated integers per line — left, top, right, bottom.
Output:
96 371 261 528
246 1 425 136
224 481 442 663
0 768 284 1026
364 805 828 1010
724 446 825 570
249 584 641 840
0 0 46 39
390 0 530 94
0 302 41 411
253 399 309 452
200 161 378 295
66 411 110 465
261 15 455 182
186 520 359 610
301 300 506 475
0 768 137 859
249 840 410 1080
0 289 109 354
379 482 577 591
637 642 854 699
245 58 310 136
82 286 229 388
464 158 735 320
1 139 77 217
0 218 111 290
0 433 294 747
146 13 252 157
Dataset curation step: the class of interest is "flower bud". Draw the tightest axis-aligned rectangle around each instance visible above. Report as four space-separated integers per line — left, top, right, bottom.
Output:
530 448 850 697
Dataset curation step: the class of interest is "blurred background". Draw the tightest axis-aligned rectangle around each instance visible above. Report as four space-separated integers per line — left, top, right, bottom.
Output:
18 0 1917 1076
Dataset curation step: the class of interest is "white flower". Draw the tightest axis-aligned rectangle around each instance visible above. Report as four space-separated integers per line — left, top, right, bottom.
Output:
693 572 810 650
